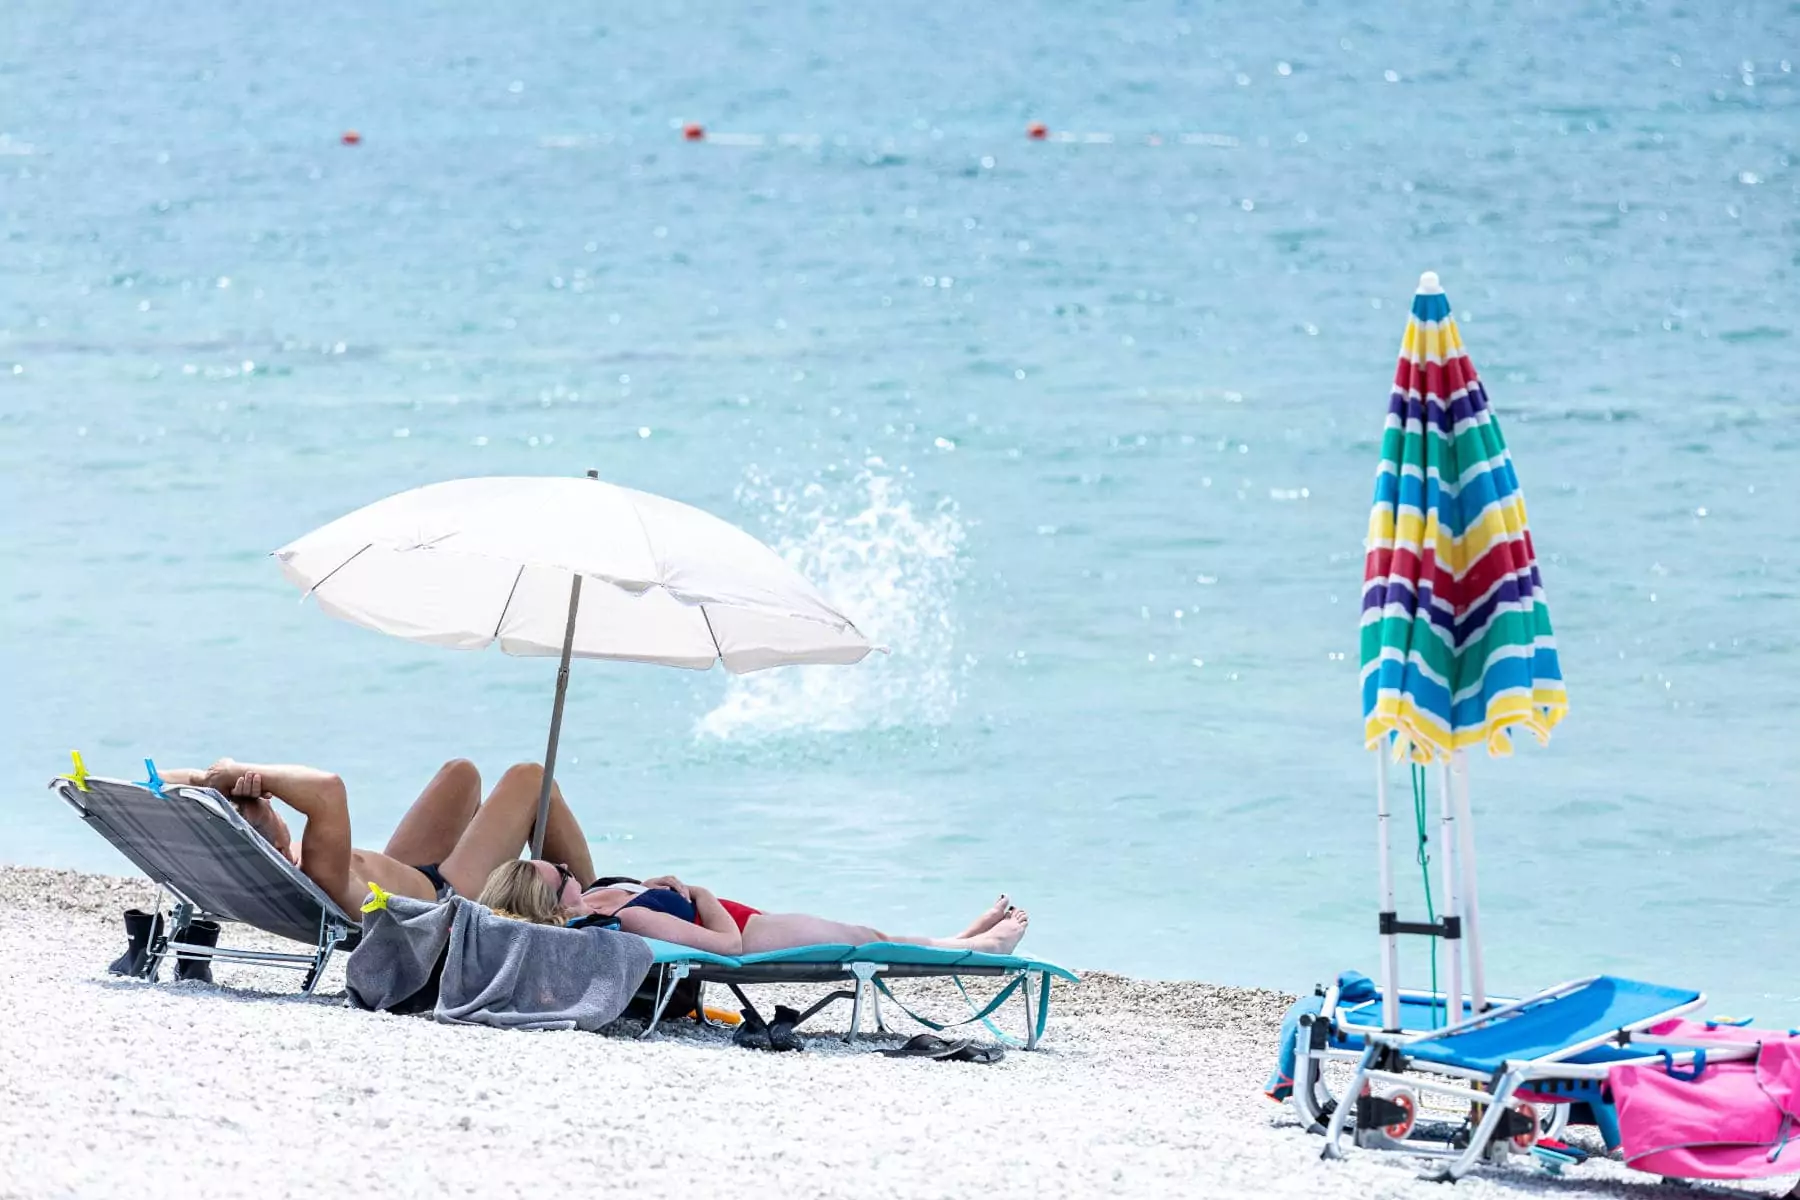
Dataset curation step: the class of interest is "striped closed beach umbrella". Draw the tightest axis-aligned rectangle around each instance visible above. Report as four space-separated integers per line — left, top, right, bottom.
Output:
1362 272 1569 759
1359 271 1569 1026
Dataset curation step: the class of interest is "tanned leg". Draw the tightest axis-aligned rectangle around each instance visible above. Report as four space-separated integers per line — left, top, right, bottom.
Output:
437 763 595 898
956 894 1011 939
739 909 1030 956
381 759 482 866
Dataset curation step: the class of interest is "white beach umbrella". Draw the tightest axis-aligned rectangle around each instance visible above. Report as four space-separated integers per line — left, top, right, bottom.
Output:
275 471 876 853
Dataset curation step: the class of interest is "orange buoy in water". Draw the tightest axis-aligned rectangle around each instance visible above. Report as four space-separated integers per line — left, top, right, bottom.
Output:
341 130 362 146
1027 122 1048 140
682 123 705 142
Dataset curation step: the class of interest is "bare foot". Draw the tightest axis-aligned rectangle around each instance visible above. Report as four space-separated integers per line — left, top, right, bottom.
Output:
956 894 1011 939
972 908 1029 956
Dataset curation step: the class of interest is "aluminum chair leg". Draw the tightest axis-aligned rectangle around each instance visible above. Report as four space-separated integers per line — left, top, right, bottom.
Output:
1436 1074 1525 1182
845 962 878 1042
301 925 349 995
640 963 691 1040
299 913 345 995
145 893 193 983
1023 971 1040 1050
1321 1045 1376 1160
1291 1024 1330 1134
301 947 331 995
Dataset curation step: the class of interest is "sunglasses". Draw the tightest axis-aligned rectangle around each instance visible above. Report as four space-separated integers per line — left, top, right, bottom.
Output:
547 862 574 898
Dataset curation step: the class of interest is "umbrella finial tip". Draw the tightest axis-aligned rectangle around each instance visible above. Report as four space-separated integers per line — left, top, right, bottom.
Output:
1418 270 1443 293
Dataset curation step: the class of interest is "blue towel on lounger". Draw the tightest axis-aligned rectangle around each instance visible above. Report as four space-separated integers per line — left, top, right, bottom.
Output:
1265 970 1376 1101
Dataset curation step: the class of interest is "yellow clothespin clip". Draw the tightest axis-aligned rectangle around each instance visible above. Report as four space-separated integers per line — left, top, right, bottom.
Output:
361 881 391 914
63 750 91 792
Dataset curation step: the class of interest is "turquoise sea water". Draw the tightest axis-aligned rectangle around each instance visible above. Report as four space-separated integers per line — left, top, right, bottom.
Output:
3 3 1796 1014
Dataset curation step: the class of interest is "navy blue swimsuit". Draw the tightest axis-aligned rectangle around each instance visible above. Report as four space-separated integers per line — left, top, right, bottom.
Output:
617 888 698 923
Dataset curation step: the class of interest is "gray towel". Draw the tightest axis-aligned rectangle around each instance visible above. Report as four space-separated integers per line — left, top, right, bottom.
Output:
346 892 653 1032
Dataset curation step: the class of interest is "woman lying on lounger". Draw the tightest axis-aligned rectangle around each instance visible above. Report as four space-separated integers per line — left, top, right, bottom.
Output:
158 758 598 921
476 859 1030 958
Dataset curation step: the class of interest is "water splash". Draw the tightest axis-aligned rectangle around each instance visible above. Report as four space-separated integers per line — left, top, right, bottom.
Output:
698 464 965 740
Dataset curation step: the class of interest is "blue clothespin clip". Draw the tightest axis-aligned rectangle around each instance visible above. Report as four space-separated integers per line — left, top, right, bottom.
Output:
137 758 166 797
1706 1015 1755 1030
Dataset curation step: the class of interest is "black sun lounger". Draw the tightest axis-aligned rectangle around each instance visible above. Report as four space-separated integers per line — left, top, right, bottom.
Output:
50 772 358 993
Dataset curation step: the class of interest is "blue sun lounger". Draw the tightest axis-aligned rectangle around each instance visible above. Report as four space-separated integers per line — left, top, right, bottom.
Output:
1321 975 1760 1181
637 939 1078 1049
1283 974 1560 1137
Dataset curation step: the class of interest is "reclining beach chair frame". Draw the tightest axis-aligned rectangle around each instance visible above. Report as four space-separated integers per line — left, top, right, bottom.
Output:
1289 980 1567 1141
51 773 359 994
1321 975 1758 1181
638 941 1073 1049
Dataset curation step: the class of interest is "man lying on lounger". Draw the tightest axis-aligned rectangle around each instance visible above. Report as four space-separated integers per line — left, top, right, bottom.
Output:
160 758 596 920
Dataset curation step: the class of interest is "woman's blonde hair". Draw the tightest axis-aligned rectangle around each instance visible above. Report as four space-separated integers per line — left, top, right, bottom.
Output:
477 860 564 925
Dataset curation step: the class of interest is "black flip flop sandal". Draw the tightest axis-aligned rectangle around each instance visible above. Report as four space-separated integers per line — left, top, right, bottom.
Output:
878 1033 971 1059
947 1043 1006 1065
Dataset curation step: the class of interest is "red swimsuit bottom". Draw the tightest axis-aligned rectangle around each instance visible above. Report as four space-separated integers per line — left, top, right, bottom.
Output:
717 899 761 932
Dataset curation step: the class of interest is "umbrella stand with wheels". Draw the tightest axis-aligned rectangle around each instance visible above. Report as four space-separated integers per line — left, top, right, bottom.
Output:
1360 271 1569 1027
275 470 879 858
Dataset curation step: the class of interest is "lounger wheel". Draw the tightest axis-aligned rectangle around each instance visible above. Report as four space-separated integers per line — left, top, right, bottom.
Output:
1381 1089 1417 1140
1510 1102 1540 1152
1351 1081 1417 1145
1537 1103 1568 1141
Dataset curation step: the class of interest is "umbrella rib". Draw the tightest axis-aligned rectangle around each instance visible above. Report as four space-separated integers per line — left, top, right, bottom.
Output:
490 564 526 642
301 543 373 598
625 501 665 587
698 604 725 667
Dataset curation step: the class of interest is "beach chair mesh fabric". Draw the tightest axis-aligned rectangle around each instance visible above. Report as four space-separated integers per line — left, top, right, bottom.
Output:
51 776 357 946
1402 976 1701 1074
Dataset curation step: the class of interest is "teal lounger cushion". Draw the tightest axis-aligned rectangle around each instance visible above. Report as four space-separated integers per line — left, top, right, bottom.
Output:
737 944 860 966
642 937 1077 981
642 940 743 968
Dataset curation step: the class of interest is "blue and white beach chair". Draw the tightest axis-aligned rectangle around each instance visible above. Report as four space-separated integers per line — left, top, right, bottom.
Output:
51 766 359 993
637 938 1078 1049
1282 973 1554 1136
1320 975 1762 1180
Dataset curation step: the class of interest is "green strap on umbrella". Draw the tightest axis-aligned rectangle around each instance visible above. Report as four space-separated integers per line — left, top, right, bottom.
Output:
1411 763 1441 1028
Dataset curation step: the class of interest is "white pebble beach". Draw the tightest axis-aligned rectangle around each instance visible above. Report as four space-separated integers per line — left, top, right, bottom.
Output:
1 866 1792 1200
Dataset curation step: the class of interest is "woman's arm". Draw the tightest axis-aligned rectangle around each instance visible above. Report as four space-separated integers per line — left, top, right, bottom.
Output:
614 894 743 956
688 886 738 939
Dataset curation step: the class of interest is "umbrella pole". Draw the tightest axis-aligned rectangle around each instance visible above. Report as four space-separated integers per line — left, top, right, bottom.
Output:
1450 750 1487 1010
1375 749 1401 1032
530 575 583 858
1437 760 1464 1026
